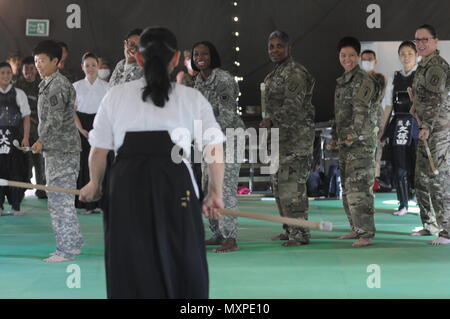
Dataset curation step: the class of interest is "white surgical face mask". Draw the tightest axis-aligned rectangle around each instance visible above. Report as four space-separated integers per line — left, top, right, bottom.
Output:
98 69 111 79
361 60 375 72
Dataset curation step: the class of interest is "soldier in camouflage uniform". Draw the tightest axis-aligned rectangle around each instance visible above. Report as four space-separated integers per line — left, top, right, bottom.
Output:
360 50 387 179
330 37 382 247
109 28 144 88
15 57 47 199
193 41 245 253
260 31 315 247
32 40 83 262
410 25 450 245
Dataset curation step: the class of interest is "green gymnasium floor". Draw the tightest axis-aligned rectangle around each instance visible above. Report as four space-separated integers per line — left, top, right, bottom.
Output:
0 193 449 299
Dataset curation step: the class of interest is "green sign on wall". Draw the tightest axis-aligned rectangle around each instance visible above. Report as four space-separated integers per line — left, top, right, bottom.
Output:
26 19 50 37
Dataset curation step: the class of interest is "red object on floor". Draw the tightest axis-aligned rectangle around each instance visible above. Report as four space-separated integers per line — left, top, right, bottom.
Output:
237 186 250 195
373 177 380 192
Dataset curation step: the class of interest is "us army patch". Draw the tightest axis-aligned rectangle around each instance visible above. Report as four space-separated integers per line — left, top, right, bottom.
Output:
425 66 446 93
356 83 373 104
288 81 299 93
49 95 58 106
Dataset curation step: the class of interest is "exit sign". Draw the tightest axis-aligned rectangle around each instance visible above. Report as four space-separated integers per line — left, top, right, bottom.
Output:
26 19 50 37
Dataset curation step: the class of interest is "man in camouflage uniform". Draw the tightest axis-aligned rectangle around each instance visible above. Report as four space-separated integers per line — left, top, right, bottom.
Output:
193 41 245 252
32 40 83 262
410 25 450 245
331 37 381 247
109 28 144 88
260 30 315 247
360 50 387 179
15 57 47 199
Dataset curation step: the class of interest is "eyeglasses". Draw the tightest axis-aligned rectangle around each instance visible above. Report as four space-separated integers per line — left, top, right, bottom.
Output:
124 40 138 50
414 37 434 44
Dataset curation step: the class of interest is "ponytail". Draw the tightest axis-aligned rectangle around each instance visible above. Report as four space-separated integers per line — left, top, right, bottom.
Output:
139 27 178 108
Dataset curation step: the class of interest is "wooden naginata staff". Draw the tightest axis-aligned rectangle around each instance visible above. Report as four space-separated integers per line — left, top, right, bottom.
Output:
408 114 439 176
406 88 439 176
0 179 333 231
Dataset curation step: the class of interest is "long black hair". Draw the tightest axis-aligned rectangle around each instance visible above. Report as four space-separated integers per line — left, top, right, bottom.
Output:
139 26 178 107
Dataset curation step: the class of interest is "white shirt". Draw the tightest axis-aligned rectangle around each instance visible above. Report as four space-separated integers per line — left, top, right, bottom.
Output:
0 84 31 117
89 79 225 197
73 77 108 114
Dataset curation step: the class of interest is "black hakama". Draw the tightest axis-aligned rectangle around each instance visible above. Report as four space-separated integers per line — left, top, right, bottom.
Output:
385 113 418 185
75 111 99 211
0 126 28 211
105 131 209 299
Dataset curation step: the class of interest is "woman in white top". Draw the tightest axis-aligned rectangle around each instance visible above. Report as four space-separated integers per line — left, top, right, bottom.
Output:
0 62 31 216
79 27 224 299
73 52 108 214
379 41 419 216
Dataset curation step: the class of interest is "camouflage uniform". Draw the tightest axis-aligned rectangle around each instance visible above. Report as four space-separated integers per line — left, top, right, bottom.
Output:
15 77 46 194
109 59 143 88
371 73 387 130
332 65 381 239
37 71 83 259
264 57 315 243
195 68 245 240
411 50 450 237
370 72 387 175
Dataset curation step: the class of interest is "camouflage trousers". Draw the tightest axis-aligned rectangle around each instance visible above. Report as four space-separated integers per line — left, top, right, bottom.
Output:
415 132 450 238
202 155 240 240
271 155 311 243
339 146 376 238
45 152 84 259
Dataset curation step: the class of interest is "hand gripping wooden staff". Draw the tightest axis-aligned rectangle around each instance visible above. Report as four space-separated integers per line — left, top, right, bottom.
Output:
410 114 439 175
12 140 32 152
0 179 333 231
407 88 438 175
